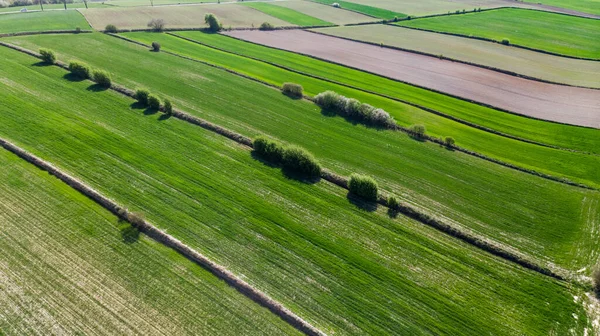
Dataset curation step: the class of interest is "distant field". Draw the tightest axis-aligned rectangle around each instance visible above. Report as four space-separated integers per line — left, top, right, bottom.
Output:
242 2 332 26
103 0 206 6
0 10 90 33
0 42 593 336
8 32 600 271
272 0 374 24
522 0 600 15
80 3 292 29
310 0 406 19
336 0 522 15
315 24 600 88
397 8 600 59
0 149 299 335
0 2 108 13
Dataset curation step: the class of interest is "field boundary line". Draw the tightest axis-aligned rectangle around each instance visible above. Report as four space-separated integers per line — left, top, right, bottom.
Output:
393 24 600 62
170 31 600 155
99 34 597 190
304 0 382 19
0 136 326 336
0 41 581 283
311 26 599 91
75 8 95 30
0 30 93 38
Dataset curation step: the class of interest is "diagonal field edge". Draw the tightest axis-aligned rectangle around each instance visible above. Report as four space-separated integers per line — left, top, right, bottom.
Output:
0 40 580 283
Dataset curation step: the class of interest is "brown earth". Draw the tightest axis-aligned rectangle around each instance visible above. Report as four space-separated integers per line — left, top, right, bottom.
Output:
225 29 600 128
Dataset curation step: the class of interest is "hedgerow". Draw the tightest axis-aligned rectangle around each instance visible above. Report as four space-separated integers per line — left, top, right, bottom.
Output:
314 91 395 128
68 60 91 79
259 22 275 31
39 48 56 64
253 136 321 179
253 136 285 163
164 98 173 114
348 173 378 201
92 69 111 87
135 88 150 105
148 94 161 110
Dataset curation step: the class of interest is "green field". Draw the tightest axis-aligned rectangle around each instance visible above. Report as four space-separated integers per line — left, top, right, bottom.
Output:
0 42 593 335
177 31 600 156
523 0 600 15
0 2 108 13
314 25 600 88
141 31 600 190
7 32 600 271
0 148 300 335
271 0 373 24
310 0 406 19
397 8 600 59
242 2 332 26
0 10 90 33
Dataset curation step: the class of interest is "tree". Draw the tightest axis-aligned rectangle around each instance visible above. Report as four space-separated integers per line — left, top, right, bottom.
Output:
82 0 88 9
62 0 66 10
147 18 165 32
204 13 222 32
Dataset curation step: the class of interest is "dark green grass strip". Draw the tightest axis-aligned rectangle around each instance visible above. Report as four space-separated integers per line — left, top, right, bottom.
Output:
242 2 334 26
6 32 600 271
310 0 406 19
0 10 90 34
172 30 600 155
396 8 600 60
124 31 600 191
0 43 591 336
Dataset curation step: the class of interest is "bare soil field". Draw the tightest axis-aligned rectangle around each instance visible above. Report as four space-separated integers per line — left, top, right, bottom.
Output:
226 30 600 128
314 25 600 88
272 0 374 24
79 3 292 30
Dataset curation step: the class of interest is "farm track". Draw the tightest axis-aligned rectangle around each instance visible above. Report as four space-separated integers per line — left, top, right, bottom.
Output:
0 136 325 336
225 29 600 129
0 41 576 283
168 32 598 155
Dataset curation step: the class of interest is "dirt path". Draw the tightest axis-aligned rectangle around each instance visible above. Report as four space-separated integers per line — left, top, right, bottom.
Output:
226 30 600 128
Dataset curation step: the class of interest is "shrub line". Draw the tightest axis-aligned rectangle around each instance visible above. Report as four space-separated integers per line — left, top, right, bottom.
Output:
316 26 600 91
171 32 598 155
102 23 337 34
0 41 581 283
394 25 600 62
0 138 324 336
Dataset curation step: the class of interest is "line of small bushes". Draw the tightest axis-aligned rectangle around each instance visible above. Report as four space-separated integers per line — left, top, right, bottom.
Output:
135 88 173 114
253 136 321 179
314 91 396 128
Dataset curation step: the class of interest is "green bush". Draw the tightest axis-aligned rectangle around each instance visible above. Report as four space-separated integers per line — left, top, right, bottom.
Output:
164 98 173 114
205 13 222 32
259 22 275 31
253 136 285 163
410 124 426 138
387 195 400 209
444 136 455 147
39 48 56 64
68 60 90 79
348 173 378 201
282 82 303 98
314 90 341 110
151 41 161 52
135 88 150 105
282 145 322 178
92 69 112 87
105 24 118 33
148 94 161 110
501 38 510 45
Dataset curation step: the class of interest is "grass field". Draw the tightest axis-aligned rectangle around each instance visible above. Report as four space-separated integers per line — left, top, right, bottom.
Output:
523 0 600 15
0 2 108 13
0 148 300 335
102 0 206 6
80 3 292 30
242 2 332 26
0 10 90 33
397 8 600 59
309 0 406 19
181 31 600 156
0 43 593 335
271 0 374 24
7 32 600 271
314 24 600 88
126 31 600 190
333 0 518 15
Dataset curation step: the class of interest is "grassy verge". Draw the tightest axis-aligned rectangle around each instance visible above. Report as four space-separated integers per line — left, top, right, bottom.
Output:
121 31 600 190
0 42 593 336
6 32 600 271
0 10 90 33
175 30 600 155
396 8 600 59
310 0 406 19
242 2 333 26
0 146 300 335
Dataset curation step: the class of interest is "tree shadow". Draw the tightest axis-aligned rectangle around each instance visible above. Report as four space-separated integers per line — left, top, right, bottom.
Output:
63 73 86 82
408 134 427 143
347 193 377 212
32 61 50 67
143 107 159 116
319 107 390 131
158 113 172 121
86 83 109 92
118 220 140 244
281 92 303 100
387 208 399 218
130 101 146 110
